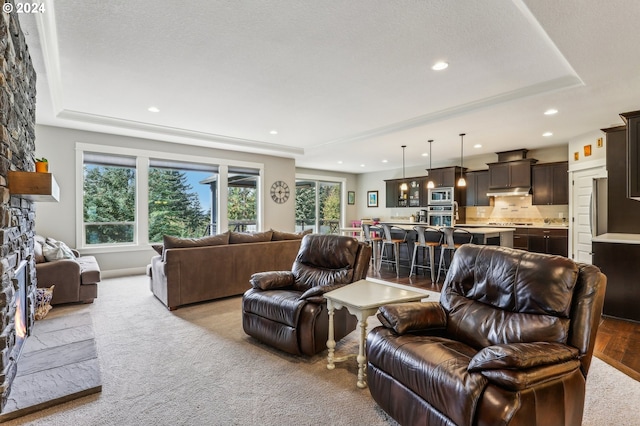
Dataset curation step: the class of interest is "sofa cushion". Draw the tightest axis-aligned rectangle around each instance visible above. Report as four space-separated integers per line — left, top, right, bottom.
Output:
34 238 46 264
441 244 577 349
367 328 487 426
229 230 273 244
291 235 359 291
163 231 230 249
76 256 101 285
242 288 305 327
468 342 579 372
43 241 76 261
271 229 312 241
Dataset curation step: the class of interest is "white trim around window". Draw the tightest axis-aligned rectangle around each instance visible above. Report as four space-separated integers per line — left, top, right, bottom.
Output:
76 142 265 252
295 172 348 228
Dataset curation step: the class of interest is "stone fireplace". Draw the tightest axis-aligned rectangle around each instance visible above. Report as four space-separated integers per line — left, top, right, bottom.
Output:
0 4 39 412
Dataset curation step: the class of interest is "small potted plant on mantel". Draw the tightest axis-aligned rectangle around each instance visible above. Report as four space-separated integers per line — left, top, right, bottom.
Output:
35 157 48 173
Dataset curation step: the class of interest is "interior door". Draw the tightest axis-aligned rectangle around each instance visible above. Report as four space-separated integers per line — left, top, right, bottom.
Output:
570 166 606 263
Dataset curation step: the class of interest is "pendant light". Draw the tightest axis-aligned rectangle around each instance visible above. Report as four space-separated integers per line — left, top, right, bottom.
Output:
400 145 408 191
426 140 435 189
457 133 466 187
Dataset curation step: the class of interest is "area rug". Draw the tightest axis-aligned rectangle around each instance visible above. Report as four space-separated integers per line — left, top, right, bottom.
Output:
4 275 639 425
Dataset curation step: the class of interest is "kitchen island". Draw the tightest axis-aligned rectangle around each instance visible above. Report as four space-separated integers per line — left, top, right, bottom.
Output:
378 221 515 248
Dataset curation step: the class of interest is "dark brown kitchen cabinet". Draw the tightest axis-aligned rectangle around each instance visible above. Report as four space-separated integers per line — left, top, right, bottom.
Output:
513 228 529 251
465 170 490 206
385 178 424 207
487 160 536 189
592 241 640 322
385 180 399 208
532 162 569 205
620 110 640 200
527 228 568 257
428 167 460 188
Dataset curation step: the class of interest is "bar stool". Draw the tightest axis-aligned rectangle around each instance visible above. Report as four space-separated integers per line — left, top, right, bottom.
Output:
362 223 383 269
436 227 473 282
380 224 410 277
409 225 442 282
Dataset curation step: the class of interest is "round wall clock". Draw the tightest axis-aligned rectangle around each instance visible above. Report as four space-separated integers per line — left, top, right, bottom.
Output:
270 180 290 204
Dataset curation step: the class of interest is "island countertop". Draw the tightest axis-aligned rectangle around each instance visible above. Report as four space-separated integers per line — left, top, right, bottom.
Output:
376 222 515 247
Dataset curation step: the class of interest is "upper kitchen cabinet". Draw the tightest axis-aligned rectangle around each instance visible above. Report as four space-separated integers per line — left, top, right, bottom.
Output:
464 170 490 206
487 149 537 190
427 167 461 188
532 162 569 205
620 110 640 200
385 177 424 207
488 160 536 188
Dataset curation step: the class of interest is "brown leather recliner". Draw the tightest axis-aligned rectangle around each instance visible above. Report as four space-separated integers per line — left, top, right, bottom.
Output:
242 234 372 356
367 244 606 426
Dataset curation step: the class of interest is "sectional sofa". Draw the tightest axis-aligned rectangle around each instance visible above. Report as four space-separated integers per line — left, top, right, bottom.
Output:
148 230 308 310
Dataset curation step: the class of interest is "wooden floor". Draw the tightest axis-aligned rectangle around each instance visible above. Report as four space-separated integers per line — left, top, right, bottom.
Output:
370 262 640 382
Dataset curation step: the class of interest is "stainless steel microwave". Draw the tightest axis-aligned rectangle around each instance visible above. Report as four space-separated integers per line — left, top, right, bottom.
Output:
428 187 454 204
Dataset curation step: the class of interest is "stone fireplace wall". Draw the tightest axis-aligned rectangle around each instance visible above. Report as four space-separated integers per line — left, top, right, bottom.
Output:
0 5 38 411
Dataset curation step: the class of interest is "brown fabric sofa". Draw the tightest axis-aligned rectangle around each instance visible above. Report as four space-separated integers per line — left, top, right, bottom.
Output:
34 235 101 305
242 234 372 356
367 244 606 426
148 230 307 310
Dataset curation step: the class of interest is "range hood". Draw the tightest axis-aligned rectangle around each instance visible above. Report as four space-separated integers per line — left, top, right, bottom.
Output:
486 187 531 197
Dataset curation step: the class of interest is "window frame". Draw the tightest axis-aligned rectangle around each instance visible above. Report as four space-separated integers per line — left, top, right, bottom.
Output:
76 143 264 253
295 173 347 233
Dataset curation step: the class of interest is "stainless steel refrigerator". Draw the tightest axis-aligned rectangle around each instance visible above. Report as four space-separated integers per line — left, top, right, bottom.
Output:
590 178 608 237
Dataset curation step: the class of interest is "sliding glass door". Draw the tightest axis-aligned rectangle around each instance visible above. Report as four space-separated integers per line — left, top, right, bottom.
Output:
295 179 341 234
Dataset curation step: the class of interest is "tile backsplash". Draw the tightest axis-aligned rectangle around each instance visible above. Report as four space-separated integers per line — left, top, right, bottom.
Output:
465 196 568 226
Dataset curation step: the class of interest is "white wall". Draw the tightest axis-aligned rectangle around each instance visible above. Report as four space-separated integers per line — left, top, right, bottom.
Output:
567 130 607 171
34 125 296 276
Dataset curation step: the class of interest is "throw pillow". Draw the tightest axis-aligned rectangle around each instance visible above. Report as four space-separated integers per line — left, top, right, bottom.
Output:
42 241 76 261
229 230 273 244
151 244 164 255
35 285 55 320
163 231 230 249
271 229 312 241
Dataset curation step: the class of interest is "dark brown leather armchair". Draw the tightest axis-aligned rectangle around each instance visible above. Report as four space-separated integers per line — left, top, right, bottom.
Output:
242 234 372 356
367 244 606 426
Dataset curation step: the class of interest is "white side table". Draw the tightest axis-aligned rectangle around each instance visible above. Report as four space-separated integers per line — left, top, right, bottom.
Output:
324 279 429 388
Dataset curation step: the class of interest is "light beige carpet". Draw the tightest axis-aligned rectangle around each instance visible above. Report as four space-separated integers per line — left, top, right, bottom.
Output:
5 275 639 426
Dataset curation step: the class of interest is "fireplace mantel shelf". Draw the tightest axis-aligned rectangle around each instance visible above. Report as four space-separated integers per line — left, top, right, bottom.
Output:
7 171 60 202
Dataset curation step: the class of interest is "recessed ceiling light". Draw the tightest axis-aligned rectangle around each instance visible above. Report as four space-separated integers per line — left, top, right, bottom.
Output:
337 160 343 164
270 130 278 135
382 159 388 163
432 61 449 71
543 132 553 137
421 153 429 157
360 164 365 167
148 106 160 113
544 109 558 115
473 144 482 149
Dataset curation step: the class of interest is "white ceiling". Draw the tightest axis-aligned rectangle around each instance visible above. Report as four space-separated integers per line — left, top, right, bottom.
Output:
19 0 640 173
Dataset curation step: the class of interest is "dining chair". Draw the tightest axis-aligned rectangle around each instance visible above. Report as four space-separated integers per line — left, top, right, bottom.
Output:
436 227 473 282
380 224 409 277
409 225 442 282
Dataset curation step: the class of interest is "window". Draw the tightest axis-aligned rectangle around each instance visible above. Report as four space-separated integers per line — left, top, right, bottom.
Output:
295 179 342 234
227 167 259 232
83 153 136 245
78 144 264 249
148 159 218 243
